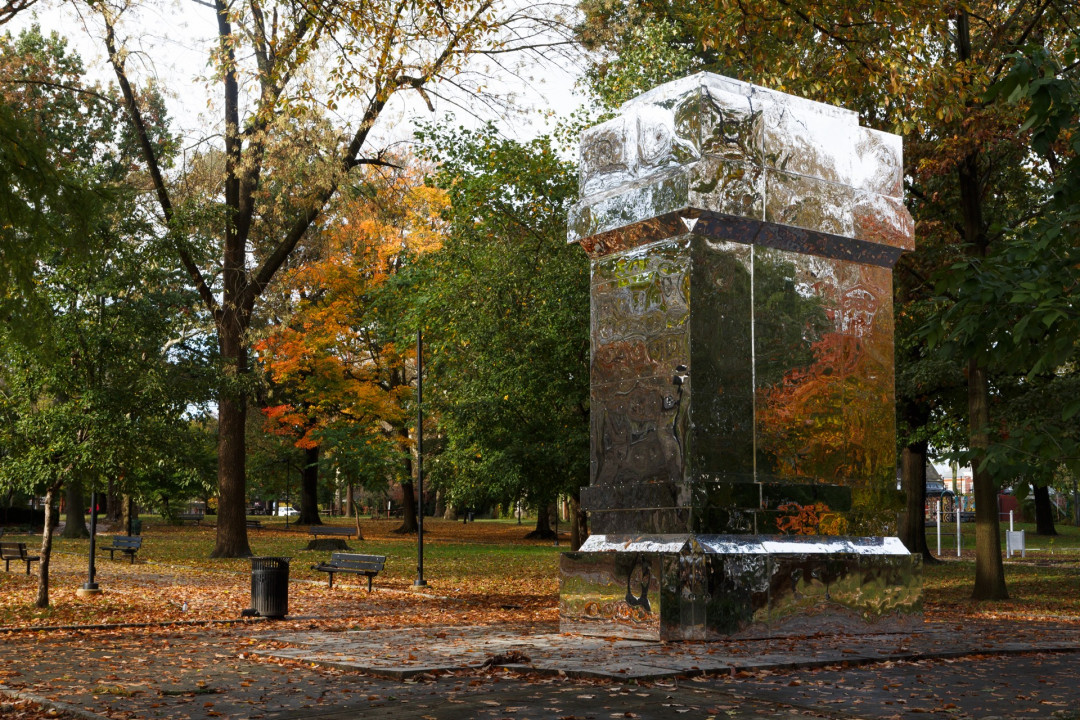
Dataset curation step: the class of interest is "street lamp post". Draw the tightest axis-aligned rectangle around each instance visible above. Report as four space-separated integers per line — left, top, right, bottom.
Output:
77 490 102 597
415 329 427 587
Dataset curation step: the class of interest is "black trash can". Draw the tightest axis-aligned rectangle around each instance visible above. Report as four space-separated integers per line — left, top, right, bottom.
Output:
250 556 290 618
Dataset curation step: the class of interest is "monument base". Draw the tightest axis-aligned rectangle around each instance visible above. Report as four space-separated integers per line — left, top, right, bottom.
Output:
559 534 921 641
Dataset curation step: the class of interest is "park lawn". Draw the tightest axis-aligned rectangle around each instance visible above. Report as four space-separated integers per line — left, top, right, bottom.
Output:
921 559 1080 622
924 519 1080 556
0 517 563 630
1 517 1078 630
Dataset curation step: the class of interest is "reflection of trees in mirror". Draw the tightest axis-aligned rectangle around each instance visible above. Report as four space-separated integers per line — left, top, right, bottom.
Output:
752 253 832 391
754 255 899 529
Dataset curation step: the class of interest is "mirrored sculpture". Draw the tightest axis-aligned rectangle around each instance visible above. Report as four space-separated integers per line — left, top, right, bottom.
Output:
560 73 922 641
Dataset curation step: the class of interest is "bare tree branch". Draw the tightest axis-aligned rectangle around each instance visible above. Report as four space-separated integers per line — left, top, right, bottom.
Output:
0 0 37 26
100 9 220 320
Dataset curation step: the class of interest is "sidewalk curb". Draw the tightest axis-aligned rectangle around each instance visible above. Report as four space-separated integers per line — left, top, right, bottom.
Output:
0 683 112 720
0 616 269 634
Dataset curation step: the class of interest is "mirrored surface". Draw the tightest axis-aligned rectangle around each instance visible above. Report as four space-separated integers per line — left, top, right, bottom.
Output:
561 538 922 640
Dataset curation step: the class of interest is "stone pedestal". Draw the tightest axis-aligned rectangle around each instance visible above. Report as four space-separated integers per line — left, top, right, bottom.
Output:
560 73 921 640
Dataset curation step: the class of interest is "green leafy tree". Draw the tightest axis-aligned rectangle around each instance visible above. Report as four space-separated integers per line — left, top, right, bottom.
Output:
82 0 557 557
0 27 110 315
414 124 589 543
0 27 203 607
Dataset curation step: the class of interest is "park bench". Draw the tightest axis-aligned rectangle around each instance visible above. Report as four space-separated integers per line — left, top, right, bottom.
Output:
308 526 356 539
246 519 262 529
312 552 386 591
177 513 204 525
100 535 142 563
1 541 40 574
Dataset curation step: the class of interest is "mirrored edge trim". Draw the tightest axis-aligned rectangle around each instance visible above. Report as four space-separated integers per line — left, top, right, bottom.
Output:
579 534 693 554
574 208 906 268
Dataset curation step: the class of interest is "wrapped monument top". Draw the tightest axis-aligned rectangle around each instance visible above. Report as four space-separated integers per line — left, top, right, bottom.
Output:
570 72 913 264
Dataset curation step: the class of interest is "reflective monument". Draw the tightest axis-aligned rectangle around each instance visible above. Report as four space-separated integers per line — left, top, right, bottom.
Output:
559 73 922 641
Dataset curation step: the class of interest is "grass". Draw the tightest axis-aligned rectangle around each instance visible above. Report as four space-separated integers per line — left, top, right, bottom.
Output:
0 516 564 629
1 515 1078 630
924 519 1080 555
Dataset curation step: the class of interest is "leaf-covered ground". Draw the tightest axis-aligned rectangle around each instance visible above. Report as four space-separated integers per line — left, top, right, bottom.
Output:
1 517 1078 631
0 518 562 630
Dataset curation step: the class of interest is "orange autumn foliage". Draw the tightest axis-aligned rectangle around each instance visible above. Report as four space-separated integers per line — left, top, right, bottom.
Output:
256 164 447 451
775 502 849 536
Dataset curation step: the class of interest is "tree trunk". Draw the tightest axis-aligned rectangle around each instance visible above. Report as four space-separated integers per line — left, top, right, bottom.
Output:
899 443 936 563
106 477 122 522
121 494 135 535
434 489 445 519
211 339 252 557
524 503 556 539
395 480 418 534
299 445 322 525
970 358 1008 599
347 496 365 540
1033 484 1057 536
345 483 355 518
569 490 587 551
952 7 1006 602
394 429 418 533
36 484 61 608
62 476 89 539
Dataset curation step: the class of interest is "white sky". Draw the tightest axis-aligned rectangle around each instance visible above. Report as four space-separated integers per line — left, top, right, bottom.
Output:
15 0 590 152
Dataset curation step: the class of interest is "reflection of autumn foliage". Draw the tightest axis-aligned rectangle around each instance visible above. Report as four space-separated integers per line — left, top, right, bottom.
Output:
755 305 894 494
775 502 849 536
256 164 446 452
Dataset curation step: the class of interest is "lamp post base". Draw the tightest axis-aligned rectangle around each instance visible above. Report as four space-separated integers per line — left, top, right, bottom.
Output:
76 585 102 598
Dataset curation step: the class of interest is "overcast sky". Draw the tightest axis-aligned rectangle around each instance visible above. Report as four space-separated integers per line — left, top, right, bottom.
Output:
14 0 589 151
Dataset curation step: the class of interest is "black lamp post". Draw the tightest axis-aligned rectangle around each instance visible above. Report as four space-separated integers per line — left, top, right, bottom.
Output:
77 489 102 597
414 329 427 587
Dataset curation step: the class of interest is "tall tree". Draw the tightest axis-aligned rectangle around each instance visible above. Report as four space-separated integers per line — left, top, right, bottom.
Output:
414 124 589 543
256 164 445 530
84 0 548 556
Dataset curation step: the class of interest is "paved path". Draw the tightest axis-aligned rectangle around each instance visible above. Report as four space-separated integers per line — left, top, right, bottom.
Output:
1 621 1079 719
258 621 1080 681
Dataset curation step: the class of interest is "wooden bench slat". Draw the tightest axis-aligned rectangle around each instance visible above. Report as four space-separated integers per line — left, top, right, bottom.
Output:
101 535 142 564
1 542 40 574
308 526 356 537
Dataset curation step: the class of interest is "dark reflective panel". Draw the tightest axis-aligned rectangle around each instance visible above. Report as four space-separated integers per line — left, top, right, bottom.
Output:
753 247 847 488
560 552 663 641
591 236 692 489
563 538 921 640
591 377 687 487
689 236 755 480
838 262 898 532
703 553 768 636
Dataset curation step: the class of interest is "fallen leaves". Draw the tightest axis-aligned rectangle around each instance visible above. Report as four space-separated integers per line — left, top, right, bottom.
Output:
0 518 563 632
